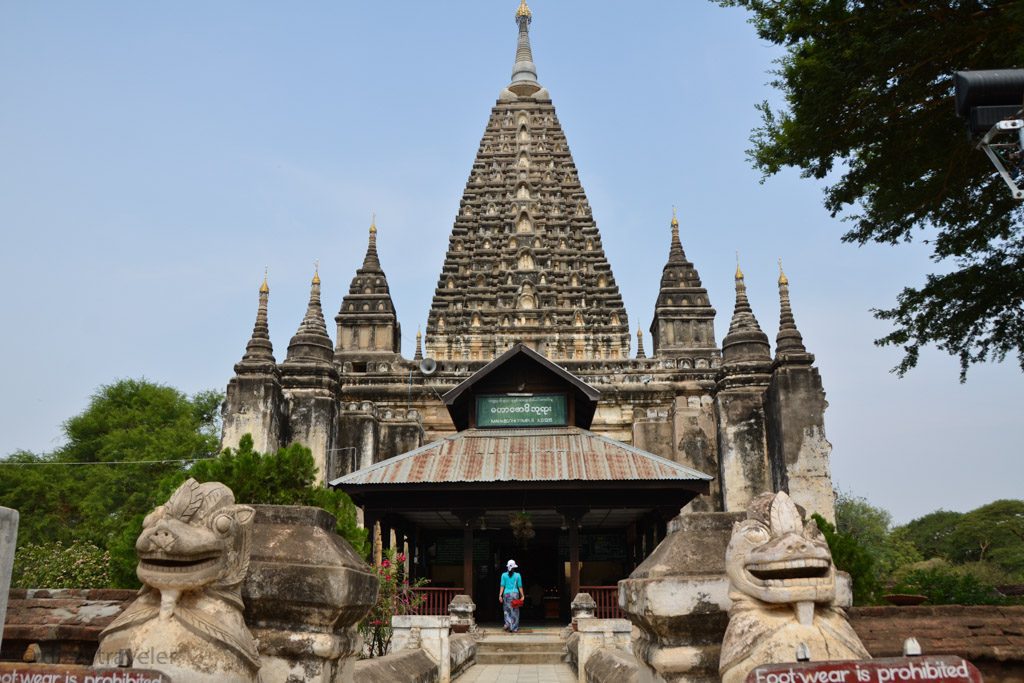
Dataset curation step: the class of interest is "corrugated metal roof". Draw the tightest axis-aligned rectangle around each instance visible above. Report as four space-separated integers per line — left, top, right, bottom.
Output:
330 427 713 487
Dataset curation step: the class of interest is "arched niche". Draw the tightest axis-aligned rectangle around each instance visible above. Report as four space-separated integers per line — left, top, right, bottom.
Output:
516 213 533 233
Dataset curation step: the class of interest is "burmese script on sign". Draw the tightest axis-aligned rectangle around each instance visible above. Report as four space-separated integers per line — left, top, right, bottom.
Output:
0 664 171 683
476 394 567 427
747 657 982 683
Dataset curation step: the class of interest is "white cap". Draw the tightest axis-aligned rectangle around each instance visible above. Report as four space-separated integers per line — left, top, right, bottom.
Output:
507 559 518 570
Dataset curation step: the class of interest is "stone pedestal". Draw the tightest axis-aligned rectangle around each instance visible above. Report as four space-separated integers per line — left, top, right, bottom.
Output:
575 617 633 683
571 592 597 630
448 594 476 634
0 507 18 651
243 505 378 683
619 512 740 683
392 615 452 683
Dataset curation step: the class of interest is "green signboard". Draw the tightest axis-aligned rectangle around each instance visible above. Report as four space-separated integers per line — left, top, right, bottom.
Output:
476 394 567 428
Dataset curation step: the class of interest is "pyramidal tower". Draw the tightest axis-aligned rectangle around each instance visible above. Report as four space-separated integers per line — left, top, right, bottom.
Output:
221 2 838 525
425 1 631 362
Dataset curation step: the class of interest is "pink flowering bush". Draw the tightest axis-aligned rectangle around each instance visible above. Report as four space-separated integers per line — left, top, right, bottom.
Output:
360 548 429 657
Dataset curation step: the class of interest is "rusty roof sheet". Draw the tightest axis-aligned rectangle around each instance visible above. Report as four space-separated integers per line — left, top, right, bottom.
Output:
330 427 713 487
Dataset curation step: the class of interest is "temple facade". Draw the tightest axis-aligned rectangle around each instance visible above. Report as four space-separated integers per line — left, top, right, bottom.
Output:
220 0 836 525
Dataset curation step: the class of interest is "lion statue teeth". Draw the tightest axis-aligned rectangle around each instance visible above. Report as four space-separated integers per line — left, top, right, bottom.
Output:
95 479 260 683
719 491 869 683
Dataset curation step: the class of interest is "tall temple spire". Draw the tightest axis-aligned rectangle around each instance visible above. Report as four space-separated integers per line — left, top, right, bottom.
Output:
427 0 626 361
363 214 382 271
506 0 544 97
669 207 685 262
335 217 401 359
648 210 717 359
636 327 646 359
223 269 284 454
237 271 276 368
286 268 334 364
774 260 812 363
721 261 770 364
414 327 423 361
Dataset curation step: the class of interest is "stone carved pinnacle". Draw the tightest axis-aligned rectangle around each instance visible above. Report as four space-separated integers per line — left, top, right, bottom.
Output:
722 266 771 364
362 218 382 271
636 327 646 359
775 264 811 361
286 271 334 363
669 209 686 263
239 276 275 366
727 269 762 335
509 0 540 92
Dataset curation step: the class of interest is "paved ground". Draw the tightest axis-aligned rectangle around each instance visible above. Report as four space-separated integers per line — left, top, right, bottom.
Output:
455 663 576 683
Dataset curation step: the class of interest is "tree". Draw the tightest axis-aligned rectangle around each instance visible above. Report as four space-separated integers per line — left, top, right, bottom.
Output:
165 435 368 557
947 499 1024 575
0 379 223 586
714 0 1024 379
835 491 921 579
899 509 966 559
814 513 880 605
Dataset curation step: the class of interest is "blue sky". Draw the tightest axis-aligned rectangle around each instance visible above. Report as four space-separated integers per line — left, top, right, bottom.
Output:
1 2 1020 523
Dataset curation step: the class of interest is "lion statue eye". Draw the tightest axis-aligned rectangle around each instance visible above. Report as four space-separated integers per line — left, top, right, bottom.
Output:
743 525 771 544
214 514 233 534
142 506 165 528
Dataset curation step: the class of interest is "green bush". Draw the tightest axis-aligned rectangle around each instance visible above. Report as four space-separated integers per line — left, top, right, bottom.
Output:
166 435 369 557
13 540 112 589
814 513 879 605
893 564 1006 605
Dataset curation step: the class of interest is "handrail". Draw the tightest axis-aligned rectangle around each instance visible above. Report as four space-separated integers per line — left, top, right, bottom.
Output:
579 585 623 619
412 587 465 616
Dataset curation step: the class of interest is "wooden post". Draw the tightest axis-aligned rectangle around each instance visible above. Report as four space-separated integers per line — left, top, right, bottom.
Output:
644 517 657 558
380 519 392 553
569 517 580 599
462 520 474 597
625 521 638 570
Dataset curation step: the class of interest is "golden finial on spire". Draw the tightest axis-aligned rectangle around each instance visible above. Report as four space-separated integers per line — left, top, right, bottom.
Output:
671 206 679 228
369 212 377 235
416 327 422 339
312 259 320 285
735 252 744 280
516 0 531 18
778 258 788 286
260 267 269 293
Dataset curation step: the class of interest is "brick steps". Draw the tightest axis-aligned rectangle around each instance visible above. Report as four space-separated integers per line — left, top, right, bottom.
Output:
476 633 566 665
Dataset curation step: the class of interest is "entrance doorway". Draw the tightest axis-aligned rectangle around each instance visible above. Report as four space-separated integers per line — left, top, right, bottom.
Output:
462 528 566 624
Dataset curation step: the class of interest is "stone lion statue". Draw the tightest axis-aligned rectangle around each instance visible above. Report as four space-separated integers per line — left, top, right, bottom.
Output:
95 479 260 683
719 491 869 683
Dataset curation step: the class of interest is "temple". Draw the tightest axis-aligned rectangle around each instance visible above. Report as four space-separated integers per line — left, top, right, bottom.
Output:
220 1 836 620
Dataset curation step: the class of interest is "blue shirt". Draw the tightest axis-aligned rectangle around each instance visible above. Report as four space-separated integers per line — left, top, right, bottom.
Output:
501 571 522 595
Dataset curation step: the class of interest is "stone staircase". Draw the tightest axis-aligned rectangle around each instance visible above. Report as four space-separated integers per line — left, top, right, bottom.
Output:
476 629 567 665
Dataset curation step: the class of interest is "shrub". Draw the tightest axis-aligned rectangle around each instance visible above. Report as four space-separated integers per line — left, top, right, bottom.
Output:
13 540 112 589
893 564 1006 605
359 548 428 658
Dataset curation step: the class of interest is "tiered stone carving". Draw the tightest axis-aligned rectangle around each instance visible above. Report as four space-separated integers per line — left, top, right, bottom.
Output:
649 209 717 361
335 219 402 361
423 3 630 362
95 479 260 683
719 492 868 683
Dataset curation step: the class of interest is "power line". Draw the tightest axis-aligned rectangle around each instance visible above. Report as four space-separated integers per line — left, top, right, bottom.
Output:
0 458 207 466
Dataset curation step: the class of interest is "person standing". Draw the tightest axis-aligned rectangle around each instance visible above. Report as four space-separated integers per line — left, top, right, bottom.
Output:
499 559 524 633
